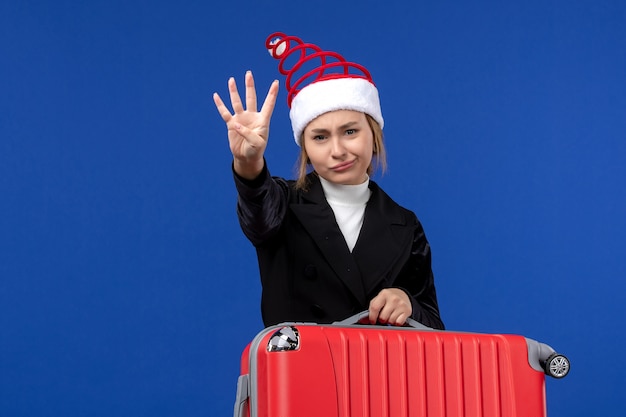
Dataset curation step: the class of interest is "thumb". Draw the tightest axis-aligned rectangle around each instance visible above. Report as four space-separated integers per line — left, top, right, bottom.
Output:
232 123 267 161
233 122 266 149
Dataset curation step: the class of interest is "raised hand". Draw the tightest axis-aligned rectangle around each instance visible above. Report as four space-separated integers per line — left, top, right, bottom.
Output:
213 71 279 179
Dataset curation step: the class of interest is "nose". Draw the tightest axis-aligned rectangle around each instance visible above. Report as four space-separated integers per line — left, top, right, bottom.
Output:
330 137 346 158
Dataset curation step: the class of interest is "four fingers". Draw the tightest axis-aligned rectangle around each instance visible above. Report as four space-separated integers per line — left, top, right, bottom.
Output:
213 72 278 124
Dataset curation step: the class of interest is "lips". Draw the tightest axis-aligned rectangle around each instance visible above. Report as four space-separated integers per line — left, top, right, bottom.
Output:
330 160 356 172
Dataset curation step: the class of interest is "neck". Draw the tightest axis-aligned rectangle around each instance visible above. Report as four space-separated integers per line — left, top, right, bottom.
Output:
319 175 370 205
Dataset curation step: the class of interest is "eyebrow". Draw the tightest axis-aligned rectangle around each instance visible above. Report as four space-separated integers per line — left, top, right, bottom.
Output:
309 121 360 134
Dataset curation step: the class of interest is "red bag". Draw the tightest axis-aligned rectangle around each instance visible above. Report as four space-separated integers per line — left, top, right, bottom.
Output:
234 313 569 417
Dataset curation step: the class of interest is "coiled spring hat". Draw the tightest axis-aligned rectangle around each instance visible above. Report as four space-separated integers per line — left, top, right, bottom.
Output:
266 32 384 146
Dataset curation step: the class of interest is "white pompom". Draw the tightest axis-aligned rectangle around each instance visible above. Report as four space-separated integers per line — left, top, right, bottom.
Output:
268 38 286 57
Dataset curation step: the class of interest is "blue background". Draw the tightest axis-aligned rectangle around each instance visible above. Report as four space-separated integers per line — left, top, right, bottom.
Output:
1 1 625 416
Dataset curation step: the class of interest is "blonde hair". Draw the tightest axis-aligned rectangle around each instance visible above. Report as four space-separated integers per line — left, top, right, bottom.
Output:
294 114 387 190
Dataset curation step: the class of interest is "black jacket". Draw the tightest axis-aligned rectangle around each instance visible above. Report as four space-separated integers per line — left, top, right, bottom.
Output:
234 163 444 329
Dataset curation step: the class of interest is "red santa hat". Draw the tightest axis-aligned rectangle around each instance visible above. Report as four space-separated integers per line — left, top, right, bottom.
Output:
266 32 384 146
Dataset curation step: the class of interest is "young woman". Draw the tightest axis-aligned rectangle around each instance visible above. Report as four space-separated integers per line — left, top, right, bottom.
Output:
213 33 444 329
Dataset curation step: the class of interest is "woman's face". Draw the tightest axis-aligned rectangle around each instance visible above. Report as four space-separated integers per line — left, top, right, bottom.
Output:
302 110 374 185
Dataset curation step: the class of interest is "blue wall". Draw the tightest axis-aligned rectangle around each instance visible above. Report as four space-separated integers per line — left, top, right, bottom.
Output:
1 1 625 416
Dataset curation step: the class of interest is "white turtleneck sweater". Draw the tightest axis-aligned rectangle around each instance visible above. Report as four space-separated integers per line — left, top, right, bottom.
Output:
319 176 372 252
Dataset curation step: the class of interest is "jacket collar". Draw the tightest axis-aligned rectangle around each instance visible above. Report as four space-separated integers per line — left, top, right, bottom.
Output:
291 173 413 300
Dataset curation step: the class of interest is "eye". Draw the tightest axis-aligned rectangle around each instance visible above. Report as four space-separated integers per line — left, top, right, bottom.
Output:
345 129 357 135
312 134 327 141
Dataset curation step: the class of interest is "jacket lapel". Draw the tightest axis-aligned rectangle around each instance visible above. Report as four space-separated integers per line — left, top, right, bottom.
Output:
352 182 414 296
289 175 368 305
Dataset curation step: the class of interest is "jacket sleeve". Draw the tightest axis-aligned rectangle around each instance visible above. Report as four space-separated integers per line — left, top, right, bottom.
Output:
396 217 445 330
233 161 290 246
